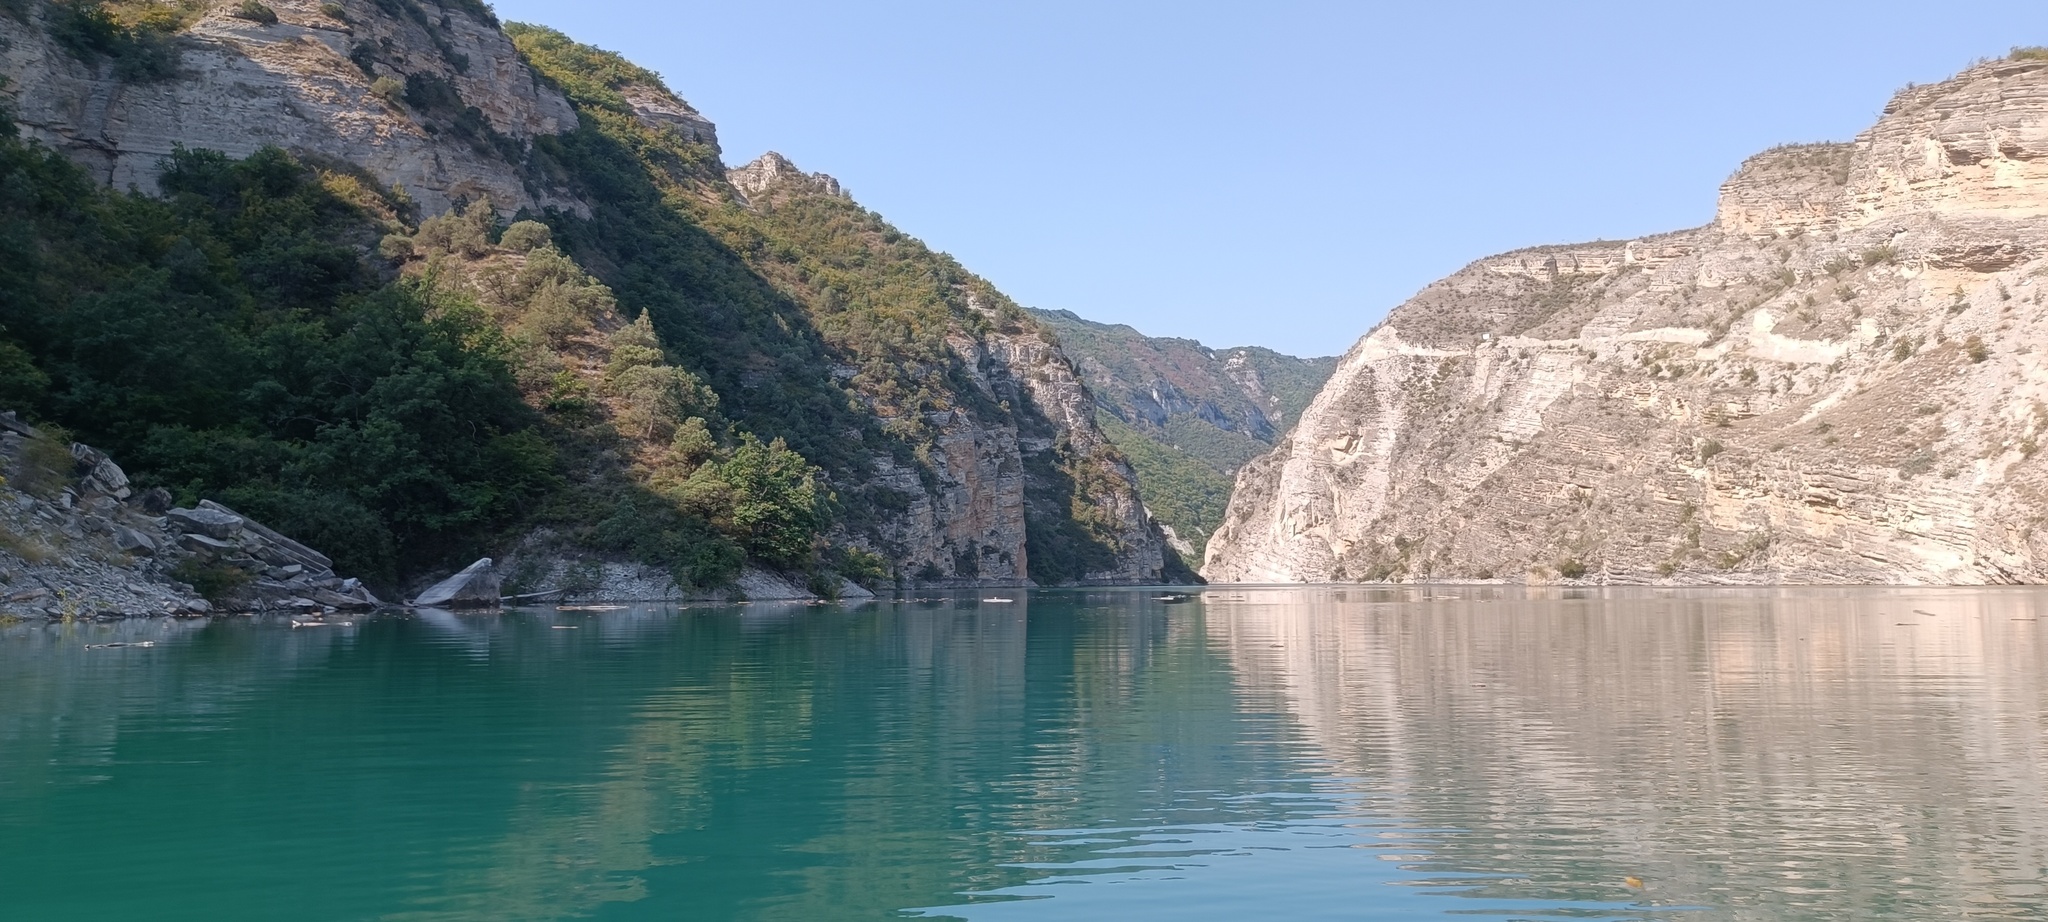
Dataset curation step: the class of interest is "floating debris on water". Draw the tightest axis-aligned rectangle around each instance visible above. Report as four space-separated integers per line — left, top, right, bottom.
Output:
84 641 155 650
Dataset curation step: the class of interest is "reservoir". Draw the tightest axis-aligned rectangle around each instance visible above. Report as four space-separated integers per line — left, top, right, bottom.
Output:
2 587 2044 920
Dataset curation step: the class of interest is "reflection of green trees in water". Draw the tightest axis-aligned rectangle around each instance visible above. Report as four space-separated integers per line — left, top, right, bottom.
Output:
0 605 1290 920
343 604 1246 920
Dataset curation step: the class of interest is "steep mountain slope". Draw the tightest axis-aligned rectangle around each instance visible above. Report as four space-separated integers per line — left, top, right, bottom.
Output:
1209 53 2048 585
0 0 1169 593
1029 308 1335 561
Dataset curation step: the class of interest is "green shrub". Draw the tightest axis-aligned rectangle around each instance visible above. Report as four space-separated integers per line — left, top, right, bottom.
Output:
500 220 553 253
1966 334 1990 363
319 1 347 20
9 427 76 500
231 1 278 25
1555 558 1588 580
369 75 405 106
829 546 890 590
2011 46 2048 62
46 1 180 81
170 559 253 603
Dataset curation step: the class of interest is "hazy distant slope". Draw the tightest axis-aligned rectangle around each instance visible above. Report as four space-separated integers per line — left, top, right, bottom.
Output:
1030 308 1336 561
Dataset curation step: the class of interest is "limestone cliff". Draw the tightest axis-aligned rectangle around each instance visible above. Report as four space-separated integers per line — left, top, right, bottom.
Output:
0 0 579 216
1208 55 2048 585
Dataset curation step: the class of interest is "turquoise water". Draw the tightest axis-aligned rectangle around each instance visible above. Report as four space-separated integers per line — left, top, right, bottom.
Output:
2 587 2045 920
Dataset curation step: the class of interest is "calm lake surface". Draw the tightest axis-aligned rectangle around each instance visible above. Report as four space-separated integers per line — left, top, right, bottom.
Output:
3 587 2046 920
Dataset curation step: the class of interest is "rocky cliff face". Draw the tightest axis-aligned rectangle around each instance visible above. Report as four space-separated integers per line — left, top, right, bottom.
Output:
1208 56 2048 585
0 0 579 216
724 155 1168 585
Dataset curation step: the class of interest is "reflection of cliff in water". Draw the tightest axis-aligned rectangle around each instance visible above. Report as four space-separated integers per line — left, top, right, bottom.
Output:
1206 586 2048 919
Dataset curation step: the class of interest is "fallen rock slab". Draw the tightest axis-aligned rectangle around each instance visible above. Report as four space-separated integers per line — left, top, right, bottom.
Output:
414 558 501 608
166 507 244 540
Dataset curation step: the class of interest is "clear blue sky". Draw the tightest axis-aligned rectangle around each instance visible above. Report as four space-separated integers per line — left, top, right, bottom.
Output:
490 0 2041 357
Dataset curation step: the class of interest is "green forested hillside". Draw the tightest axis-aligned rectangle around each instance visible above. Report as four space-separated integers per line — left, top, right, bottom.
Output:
0 99 844 594
506 25 1146 585
0 7 1170 593
0 119 551 589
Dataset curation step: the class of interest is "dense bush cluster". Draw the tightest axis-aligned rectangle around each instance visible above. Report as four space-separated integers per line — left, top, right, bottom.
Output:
387 202 837 589
0 125 554 589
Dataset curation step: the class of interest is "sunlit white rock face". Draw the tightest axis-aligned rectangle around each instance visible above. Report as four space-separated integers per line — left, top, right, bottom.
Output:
1207 57 2048 585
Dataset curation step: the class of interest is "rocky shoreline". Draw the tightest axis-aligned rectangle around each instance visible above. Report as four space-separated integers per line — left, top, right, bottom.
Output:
0 414 386 621
0 414 895 622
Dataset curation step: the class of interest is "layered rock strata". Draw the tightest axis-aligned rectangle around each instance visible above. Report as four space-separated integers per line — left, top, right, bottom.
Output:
0 0 579 216
1208 57 2048 585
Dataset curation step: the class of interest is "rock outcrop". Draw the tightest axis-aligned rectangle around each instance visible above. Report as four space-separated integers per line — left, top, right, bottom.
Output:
1207 56 2048 586
729 151 846 201
842 293 1170 586
0 417 375 618
0 0 579 216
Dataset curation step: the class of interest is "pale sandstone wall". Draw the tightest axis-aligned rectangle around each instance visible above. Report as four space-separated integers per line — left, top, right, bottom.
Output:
1209 58 2048 585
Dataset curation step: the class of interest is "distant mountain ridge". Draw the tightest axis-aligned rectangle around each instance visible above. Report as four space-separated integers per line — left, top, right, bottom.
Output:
1030 308 1336 563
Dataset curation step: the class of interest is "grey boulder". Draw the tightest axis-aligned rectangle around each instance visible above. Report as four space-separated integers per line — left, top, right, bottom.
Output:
166 507 244 540
114 526 157 556
414 558 501 608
